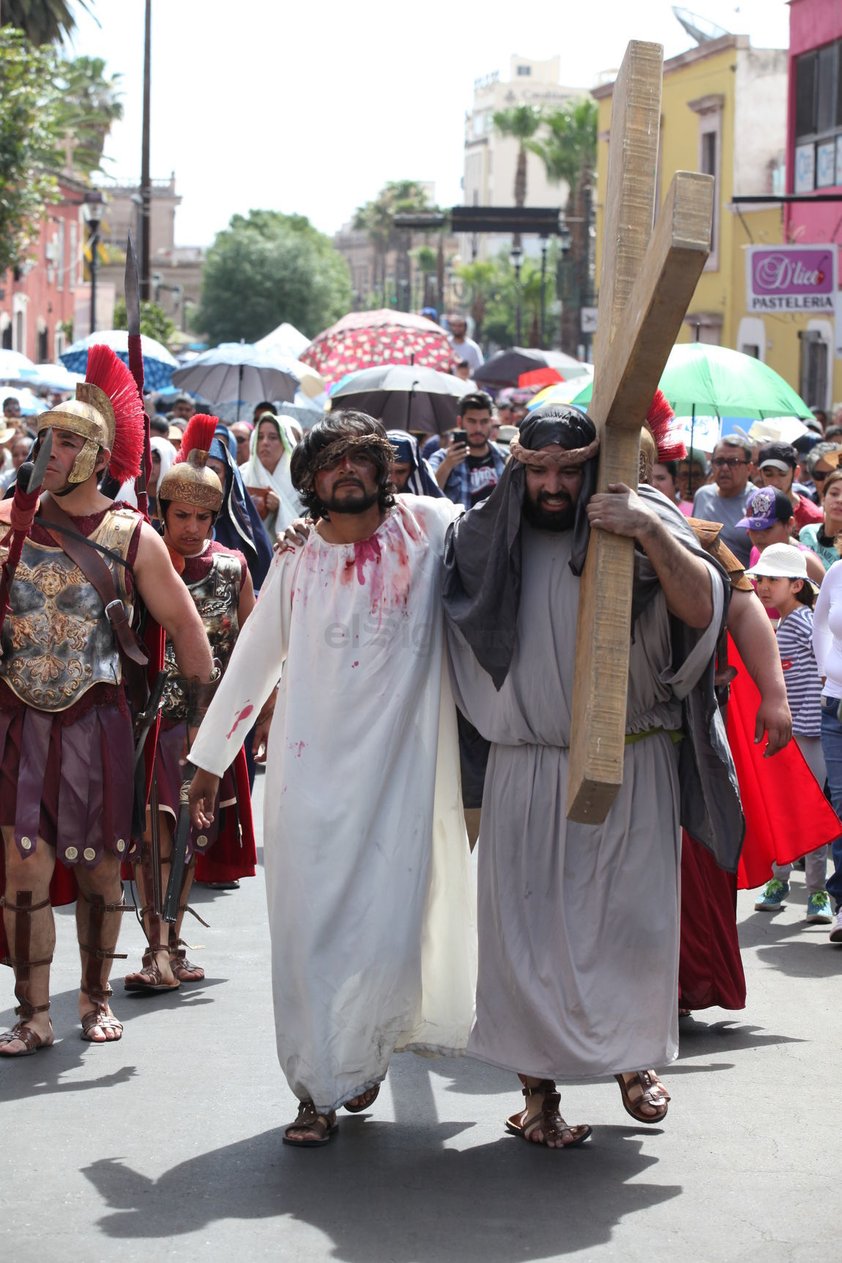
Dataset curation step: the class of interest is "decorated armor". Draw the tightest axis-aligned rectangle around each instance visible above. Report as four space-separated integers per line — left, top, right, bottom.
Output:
161 550 242 720
0 509 137 711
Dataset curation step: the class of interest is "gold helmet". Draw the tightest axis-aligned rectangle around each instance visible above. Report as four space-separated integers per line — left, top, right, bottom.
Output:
38 344 144 485
158 413 223 512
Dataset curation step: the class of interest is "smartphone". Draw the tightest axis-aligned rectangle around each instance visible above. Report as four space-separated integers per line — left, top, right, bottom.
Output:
452 429 468 445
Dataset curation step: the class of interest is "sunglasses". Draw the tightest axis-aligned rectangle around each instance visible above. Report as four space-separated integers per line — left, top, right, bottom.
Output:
813 469 831 481
711 457 748 468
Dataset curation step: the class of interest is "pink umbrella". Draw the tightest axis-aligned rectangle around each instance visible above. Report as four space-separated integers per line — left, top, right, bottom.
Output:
300 309 454 383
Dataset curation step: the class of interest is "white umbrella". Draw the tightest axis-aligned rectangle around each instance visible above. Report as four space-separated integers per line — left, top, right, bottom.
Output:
0 349 38 385
31 362 84 392
171 343 305 419
256 321 310 360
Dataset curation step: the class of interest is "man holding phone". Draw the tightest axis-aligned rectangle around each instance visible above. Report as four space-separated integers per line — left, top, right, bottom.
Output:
429 391 507 509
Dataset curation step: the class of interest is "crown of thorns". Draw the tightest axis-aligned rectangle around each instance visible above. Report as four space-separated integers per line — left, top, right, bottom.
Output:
295 432 397 492
509 436 600 468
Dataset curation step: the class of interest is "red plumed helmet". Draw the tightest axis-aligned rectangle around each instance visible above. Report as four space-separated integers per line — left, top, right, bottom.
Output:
38 343 144 486
646 389 686 463
85 344 145 484
175 413 219 465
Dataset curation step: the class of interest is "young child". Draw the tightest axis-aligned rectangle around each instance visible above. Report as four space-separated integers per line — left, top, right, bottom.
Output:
747 543 833 923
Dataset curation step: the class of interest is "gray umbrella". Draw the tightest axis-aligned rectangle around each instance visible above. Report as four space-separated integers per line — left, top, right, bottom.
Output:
171 343 300 419
330 364 472 435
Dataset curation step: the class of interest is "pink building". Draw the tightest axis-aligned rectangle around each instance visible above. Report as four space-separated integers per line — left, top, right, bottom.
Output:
783 0 842 406
0 175 90 364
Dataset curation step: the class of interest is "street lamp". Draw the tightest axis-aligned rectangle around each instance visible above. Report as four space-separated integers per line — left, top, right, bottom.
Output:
81 191 106 335
510 243 523 345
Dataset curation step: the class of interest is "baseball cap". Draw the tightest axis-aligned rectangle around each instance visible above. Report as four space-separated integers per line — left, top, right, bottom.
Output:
757 441 797 472
745 542 808 580
736 486 793 530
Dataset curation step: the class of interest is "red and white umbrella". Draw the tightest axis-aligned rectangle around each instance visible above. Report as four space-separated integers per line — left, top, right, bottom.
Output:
300 309 454 384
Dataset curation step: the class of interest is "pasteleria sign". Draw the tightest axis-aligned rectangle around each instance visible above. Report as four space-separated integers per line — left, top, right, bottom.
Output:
745 244 836 313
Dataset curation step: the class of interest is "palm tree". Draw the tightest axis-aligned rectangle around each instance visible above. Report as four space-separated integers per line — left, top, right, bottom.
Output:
353 181 438 309
58 55 124 175
492 104 543 250
0 0 93 44
528 99 597 355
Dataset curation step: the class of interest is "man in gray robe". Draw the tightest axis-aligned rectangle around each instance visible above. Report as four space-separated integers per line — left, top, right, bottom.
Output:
443 407 732 1150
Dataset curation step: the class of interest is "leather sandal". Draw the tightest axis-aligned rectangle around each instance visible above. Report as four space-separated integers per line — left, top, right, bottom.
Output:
0 1016 53 1057
169 942 205 984
283 1100 339 1148
344 1083 380 1113
615 1070 670 1124
124 950 180 993
505 1080 592 1149
81 1006 124 1043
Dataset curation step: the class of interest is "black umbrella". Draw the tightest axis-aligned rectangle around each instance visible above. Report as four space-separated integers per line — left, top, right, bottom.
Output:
474 347 588 388
330 364 472 435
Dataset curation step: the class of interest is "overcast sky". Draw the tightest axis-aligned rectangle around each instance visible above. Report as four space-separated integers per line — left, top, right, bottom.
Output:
67 0 790 248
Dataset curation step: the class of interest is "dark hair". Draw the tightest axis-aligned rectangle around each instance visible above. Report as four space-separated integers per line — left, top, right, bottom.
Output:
757 441 797 469
3 396 20 409
793 579 815 609
253 400 276 420
457 391 493 418
290 410 396 519
823 425 842 442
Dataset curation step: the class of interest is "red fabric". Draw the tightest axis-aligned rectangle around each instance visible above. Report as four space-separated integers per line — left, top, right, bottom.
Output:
194 747 256 883
726 637 841 888
792 495 823 529
679 832 746 1011
518 367 563 389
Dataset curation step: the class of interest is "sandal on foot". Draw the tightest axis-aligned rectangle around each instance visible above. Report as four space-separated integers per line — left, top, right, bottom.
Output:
0 1020 53 1057
124 951 181 994
169 951 205 984
615 1070 670 1124
344 1083 380 1113
505 1080 592 1150
282 1100 338 1148
81 1007 124 1043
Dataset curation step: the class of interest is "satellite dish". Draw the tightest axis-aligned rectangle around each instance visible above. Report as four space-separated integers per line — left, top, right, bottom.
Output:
672 5 730 44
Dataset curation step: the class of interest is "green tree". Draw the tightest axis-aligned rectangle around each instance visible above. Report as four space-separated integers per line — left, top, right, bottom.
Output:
1 0 92 45
528 99 597 355
0 28 62 274
196 210 351 344
113 297 176 346
492 104 543 249
0 28 124 273
353 181 439 308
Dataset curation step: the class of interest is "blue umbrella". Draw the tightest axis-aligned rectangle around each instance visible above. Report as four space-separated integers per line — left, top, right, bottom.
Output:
60 330 178 391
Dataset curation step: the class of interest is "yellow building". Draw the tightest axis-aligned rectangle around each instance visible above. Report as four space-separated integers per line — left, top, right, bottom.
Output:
593 35 789 366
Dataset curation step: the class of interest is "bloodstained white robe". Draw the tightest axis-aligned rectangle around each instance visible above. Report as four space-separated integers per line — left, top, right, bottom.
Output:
190 496 476 1112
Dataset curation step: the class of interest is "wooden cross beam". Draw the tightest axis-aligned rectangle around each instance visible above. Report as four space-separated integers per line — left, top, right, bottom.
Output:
566 41 714 824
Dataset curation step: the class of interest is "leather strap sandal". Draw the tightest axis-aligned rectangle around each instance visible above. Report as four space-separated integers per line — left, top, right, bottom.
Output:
283 1100 339 1148
78 985 123 1045
0 1005 53 1057
344 1083 380 1113
124 949 181 993
168 936 205 984
506 1080 592 1149
615 1070 670 1124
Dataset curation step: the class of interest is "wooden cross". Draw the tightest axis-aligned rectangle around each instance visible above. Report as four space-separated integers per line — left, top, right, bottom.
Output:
566 41 714 824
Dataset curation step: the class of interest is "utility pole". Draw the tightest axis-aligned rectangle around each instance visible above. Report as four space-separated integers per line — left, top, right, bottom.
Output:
139 0 152 301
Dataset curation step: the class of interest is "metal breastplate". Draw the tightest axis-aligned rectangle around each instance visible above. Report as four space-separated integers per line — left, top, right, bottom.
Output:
162 551 242 720
0 509 137 712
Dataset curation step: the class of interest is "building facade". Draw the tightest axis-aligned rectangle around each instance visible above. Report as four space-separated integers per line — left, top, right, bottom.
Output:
0 174 91 362
592 35 787 368
462 55 586 262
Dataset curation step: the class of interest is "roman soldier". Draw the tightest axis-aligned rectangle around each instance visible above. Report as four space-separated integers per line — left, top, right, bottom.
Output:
125 414 257 994
0 346 214 1056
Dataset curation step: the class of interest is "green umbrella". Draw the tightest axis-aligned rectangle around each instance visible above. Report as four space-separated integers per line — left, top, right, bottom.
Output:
572 342 813 419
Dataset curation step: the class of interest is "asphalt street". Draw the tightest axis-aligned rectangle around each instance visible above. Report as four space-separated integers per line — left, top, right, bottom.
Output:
2 774 840 1262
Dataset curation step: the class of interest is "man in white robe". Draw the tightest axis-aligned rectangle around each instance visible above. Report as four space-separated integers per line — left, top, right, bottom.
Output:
443 407 732 1150
188 413 475 1147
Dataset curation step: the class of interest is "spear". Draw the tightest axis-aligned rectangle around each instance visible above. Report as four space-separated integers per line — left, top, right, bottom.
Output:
0 431 53 636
